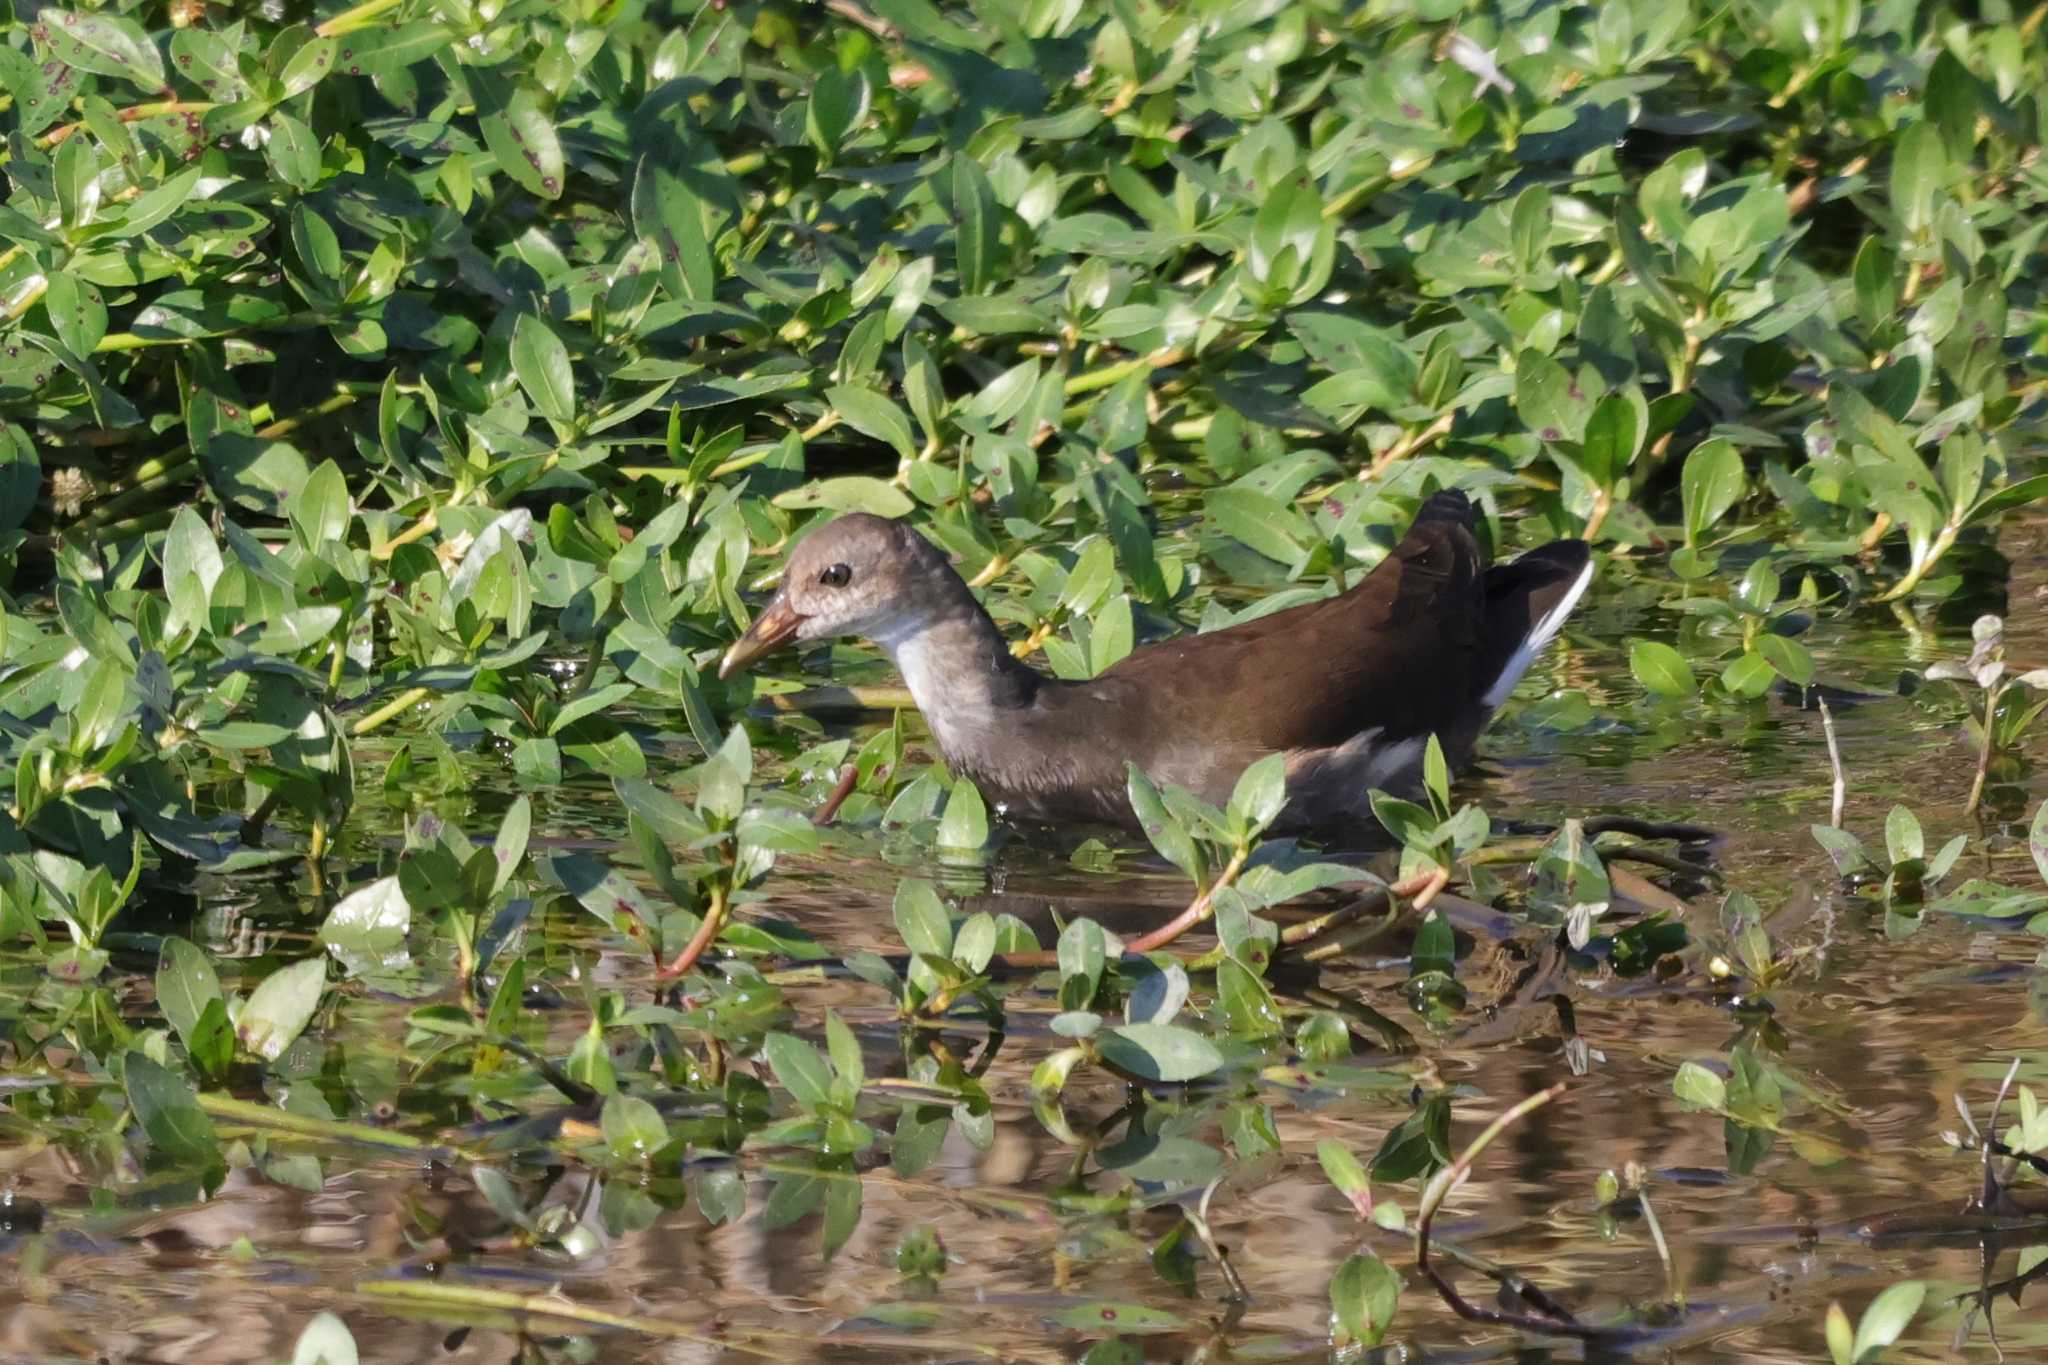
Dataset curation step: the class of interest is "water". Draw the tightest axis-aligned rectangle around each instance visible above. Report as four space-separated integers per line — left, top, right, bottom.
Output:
8 521 2048 1363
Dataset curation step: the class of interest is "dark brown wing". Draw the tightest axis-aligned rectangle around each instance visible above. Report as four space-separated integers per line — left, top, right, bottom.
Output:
1095 490 1491 757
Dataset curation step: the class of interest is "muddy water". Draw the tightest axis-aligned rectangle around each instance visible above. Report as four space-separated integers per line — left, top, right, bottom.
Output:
9 528 2048 1363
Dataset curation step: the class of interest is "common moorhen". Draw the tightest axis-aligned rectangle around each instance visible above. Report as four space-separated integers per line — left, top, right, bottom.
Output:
720 490 1592 832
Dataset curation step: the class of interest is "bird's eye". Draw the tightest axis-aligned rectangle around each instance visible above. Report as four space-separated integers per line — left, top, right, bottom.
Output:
818 563 853 588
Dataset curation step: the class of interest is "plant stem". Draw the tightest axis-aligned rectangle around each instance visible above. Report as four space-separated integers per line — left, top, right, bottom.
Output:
1063 346 1185 398
1965 684 1998 816
1631 1171 1681 1307
656 878 730 979
1125 844 1250 953
41 101 217 149
316 0 407 37
196 1092 437 1152
353 1279 784 1350
965 552 1011 588
1369 410 1456 475
352 685 432 735
1581 487 1613 542
1818 694 1846 828
4 274 47 322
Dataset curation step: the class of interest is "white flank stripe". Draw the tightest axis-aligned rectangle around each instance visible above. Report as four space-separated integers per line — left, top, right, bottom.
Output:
1481 556 1595 708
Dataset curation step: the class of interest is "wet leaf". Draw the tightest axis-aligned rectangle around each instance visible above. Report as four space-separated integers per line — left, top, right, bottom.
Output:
123 1052 218 1165
1330 1250 1400 1346
763 1032 835 1113
1097 1022 1223 1083
1630 640 1696 698
156 936 223 1048
237 958 328 1062
1673 1061 1727 1111
1851 1281 1924 1360
318 876 410 956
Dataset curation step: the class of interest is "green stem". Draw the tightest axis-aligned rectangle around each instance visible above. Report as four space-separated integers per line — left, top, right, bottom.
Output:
1965 684 1998 816
316 0 407 37
196 1092 437 1152
4 274 48 323
352 685 432 735
1063 346 1186 398
1415 1083 1567 1254
93 332 195 353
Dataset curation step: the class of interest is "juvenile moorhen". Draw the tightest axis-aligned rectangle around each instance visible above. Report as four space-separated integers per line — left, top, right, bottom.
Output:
719 490 1592 833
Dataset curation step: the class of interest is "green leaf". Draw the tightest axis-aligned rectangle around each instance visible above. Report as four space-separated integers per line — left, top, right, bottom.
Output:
1317 1137 1370 1201
38 9 166 91
1672 1060 1727 1110
1330 1250 1400 1346
762 1031 835 1113
1826 1302 1855 1365
155 937 223 1052
1227 752 1287 836
317 876 411 956
1421 733 1451 815
1721 650 1775 698
1126 765 1201 880
892 879 953 960
277 33 338 98
512 314 576 426
806 67 871 157
289 459 351 552
600 1092 669 1161
952 154 1000 295
1580 391 1643 487
773 477 914 518
936 778 989 851
1851 1281 1925 1361
824 1009 864 1103
1757 634 1815 686
1680 439 1745 544
478 77 565 200
631 159 718 303
265 110 322 190
1515 348 1588 444
493 796 532 897
1884 804 1923 865
43 274 107 356
236 957 328 1063
826 385 917 462
1630 640 1697 698
1056 915 1107 1011
123 1051 219 1165
1097 1022 1225 1083
1088 594 1134 675
1889 122 1945 236
1216 957 1282 1038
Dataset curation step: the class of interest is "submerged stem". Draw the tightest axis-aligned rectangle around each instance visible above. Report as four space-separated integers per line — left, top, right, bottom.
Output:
1965 683 1999 816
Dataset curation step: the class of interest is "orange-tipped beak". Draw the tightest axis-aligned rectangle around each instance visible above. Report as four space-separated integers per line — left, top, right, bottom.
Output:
718 593 804 679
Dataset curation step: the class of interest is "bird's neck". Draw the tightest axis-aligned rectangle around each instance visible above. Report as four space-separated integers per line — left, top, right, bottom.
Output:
870 584 1038 760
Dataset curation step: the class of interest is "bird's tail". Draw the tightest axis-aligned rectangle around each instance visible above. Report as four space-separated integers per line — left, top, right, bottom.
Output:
1479 541 1593 708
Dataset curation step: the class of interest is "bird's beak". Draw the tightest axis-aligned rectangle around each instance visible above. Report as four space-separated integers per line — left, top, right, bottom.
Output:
718 592 804 680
